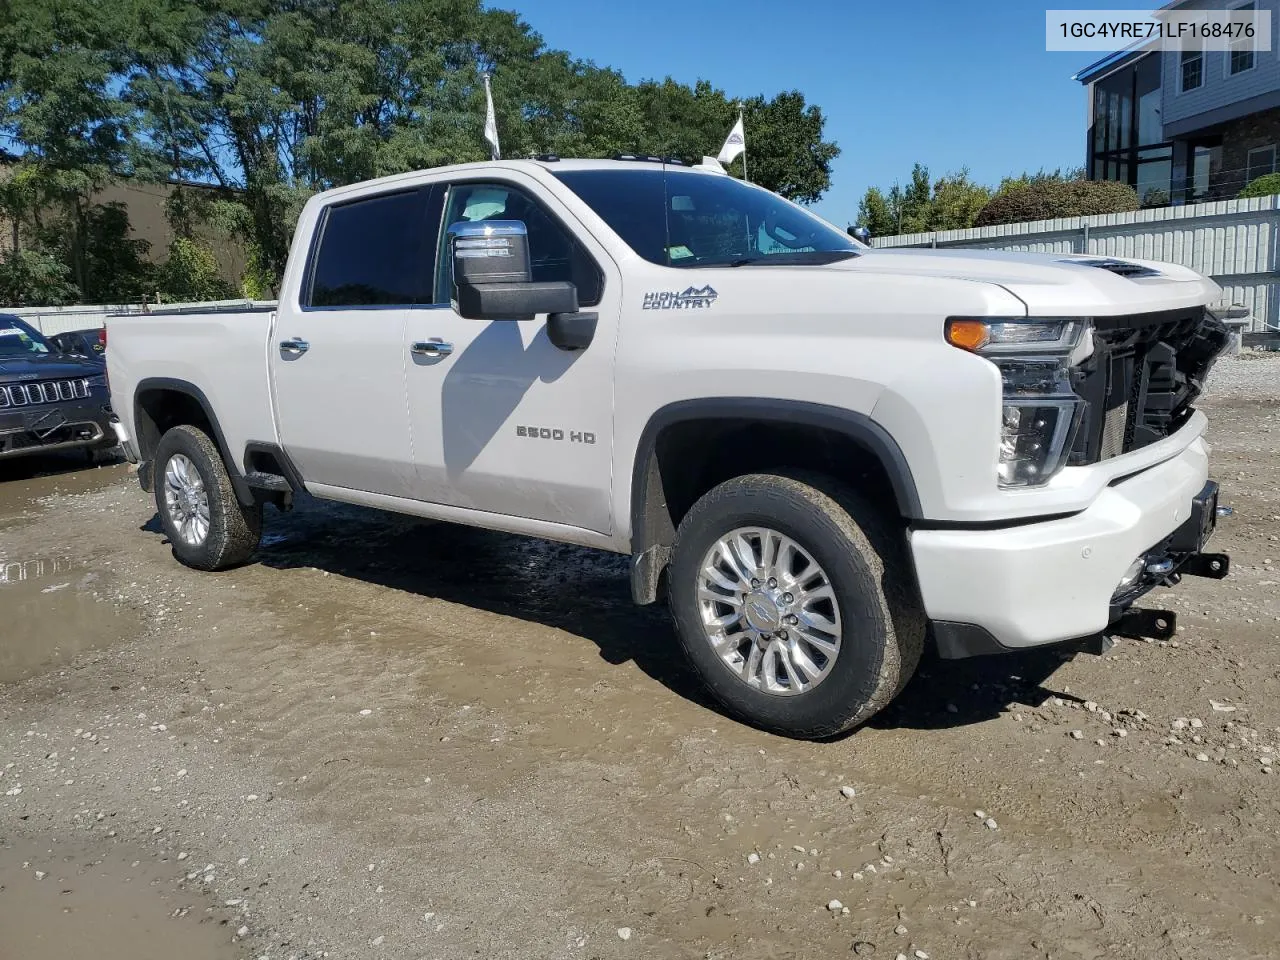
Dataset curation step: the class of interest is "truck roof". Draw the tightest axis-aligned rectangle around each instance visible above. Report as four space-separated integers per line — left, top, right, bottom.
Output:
311 157 722 204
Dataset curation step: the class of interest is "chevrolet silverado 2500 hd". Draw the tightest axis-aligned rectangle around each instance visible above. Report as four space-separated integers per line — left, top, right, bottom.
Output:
106 158 1231 738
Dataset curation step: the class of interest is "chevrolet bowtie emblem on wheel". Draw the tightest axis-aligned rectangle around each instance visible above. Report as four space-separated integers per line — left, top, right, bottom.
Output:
642 286 718 310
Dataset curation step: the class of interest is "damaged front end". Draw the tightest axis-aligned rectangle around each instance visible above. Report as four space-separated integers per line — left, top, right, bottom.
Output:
1069 307 1233 649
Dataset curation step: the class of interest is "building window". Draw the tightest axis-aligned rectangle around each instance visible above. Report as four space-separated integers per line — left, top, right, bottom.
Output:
1088 53 1172 204
1180 47 1203 92
1247 145 1277 183
1229 2 1256 75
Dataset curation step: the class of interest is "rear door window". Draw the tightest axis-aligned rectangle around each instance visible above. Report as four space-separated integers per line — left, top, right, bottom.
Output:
307 188 440 307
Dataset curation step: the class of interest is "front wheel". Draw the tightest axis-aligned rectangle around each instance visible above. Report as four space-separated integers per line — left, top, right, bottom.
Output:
668 473 925 739
153 424 262 571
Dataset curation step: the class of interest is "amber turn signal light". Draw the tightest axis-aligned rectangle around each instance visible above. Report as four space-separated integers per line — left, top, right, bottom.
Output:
945 319 989 352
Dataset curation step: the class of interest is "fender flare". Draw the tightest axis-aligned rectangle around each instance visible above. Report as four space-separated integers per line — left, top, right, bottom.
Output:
627 397 922 604
133 377 254 507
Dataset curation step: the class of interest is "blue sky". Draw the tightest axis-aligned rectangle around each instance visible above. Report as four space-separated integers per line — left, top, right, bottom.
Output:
495 0 1132 223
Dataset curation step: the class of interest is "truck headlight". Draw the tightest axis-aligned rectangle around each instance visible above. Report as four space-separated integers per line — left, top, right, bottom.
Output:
947 317 1093 487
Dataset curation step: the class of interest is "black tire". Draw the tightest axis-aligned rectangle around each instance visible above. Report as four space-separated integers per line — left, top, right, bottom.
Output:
153 424 262 571
668 472 925 739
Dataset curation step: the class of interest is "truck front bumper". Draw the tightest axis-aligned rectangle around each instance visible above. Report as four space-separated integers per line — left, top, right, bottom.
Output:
909 436 1225 656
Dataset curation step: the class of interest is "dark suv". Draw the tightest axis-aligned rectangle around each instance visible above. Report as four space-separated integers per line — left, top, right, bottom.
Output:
0 313 117 461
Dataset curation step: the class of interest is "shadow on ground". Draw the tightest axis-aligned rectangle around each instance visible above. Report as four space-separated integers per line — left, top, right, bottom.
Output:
142 495 1079 735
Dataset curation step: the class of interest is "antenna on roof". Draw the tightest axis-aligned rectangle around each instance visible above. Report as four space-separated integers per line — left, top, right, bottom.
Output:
696 156 728 175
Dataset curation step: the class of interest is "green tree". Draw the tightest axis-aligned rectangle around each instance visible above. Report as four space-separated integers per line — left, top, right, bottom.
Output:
157 237 234 303
738 91 839 204
0 0 137 293
39 201 155 303
856 165 991 236
856 186 897 235
926 169 992 230
0 248 78 306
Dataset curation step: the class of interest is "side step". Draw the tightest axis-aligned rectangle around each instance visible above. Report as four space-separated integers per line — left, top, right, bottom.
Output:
244 470 293 493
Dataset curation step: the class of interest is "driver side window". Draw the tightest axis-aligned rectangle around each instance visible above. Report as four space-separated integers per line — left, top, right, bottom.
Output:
435 182 602 307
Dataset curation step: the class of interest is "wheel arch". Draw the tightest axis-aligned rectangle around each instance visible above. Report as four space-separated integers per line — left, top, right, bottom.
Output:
133 377 253 507
628 398 922 605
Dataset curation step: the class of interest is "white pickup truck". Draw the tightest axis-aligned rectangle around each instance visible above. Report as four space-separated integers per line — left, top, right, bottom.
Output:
106 157 1231 738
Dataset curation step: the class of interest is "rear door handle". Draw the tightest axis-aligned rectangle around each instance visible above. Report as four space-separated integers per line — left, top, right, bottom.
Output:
411 339 453 359
279 337 310 355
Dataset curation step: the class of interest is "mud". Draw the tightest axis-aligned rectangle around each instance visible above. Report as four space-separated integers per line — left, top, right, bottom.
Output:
1 366 1279 960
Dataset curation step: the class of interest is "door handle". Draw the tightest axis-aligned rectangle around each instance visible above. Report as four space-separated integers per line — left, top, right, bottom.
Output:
279 337 310 355
411 339 453 359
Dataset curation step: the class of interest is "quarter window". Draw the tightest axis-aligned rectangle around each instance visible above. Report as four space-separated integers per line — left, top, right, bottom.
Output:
436 182 602 306
308 189 436 307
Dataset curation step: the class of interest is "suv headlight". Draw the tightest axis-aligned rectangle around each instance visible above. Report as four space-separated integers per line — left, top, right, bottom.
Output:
947 317 1093 487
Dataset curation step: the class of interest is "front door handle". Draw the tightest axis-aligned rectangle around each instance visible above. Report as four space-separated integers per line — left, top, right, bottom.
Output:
411 339 453 359
279 337 310 356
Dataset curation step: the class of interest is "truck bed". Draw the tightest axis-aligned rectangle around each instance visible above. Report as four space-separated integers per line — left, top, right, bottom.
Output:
106 308 281 473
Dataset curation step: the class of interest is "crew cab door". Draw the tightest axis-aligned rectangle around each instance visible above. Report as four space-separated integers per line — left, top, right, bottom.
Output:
270 186 441 496
403 175 618 533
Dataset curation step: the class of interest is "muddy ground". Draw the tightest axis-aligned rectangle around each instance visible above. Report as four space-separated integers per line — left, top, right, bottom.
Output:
2 356 1278 960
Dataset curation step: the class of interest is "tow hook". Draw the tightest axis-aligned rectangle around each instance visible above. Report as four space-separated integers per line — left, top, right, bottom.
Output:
1109 607 1177 642
1180 552 1230 579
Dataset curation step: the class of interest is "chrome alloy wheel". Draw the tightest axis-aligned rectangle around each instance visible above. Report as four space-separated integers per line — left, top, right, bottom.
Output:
162 453 211 547
696 527 843 696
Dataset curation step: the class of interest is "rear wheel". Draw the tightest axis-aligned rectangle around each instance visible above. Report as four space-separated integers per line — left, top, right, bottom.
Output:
668 472 924 739
153 424 261 571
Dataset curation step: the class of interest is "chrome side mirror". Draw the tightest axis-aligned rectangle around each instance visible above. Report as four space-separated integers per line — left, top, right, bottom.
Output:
447 220 577 321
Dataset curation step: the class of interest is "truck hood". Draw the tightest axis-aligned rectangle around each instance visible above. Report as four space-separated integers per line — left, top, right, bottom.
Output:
845 247 1220 317
0 352 104 382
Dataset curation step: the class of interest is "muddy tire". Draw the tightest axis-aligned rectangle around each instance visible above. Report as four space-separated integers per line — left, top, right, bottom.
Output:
668 472 925 739
153 424 261 571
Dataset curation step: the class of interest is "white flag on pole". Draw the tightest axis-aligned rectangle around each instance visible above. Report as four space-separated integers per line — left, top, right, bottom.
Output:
483 74 500 161
717 112 745 165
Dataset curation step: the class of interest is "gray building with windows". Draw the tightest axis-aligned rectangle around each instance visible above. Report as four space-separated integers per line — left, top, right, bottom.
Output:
1076 0 1280 204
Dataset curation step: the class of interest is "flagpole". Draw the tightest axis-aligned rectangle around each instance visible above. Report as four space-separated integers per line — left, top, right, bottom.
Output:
739 108 749 184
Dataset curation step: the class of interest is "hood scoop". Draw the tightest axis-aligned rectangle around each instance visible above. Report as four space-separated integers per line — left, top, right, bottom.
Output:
1063 257 1161 279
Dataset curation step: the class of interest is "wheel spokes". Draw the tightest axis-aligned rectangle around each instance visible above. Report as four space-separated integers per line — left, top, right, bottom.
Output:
696 526 842 698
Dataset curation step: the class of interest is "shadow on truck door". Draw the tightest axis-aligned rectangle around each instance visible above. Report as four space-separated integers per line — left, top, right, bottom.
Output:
141 497 1080 737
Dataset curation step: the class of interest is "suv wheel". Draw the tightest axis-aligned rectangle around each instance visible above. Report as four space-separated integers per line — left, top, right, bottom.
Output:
154 424 262 571
668 472 924 739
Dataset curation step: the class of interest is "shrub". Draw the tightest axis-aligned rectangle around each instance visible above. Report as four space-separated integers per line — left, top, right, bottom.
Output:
157 238 234 303
1237 173 1280 199
0 248 79 306
975 179 1140 227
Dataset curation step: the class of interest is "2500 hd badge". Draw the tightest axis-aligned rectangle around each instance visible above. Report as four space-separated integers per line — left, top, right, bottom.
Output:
516 425 596 444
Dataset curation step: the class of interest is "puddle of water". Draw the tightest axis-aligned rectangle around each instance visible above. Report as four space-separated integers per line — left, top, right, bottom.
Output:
0 460 129 524
0 557 140 684
0 838 243 960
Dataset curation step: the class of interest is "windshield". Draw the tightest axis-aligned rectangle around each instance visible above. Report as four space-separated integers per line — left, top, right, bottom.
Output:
553 168 860 268
0 315 51 358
